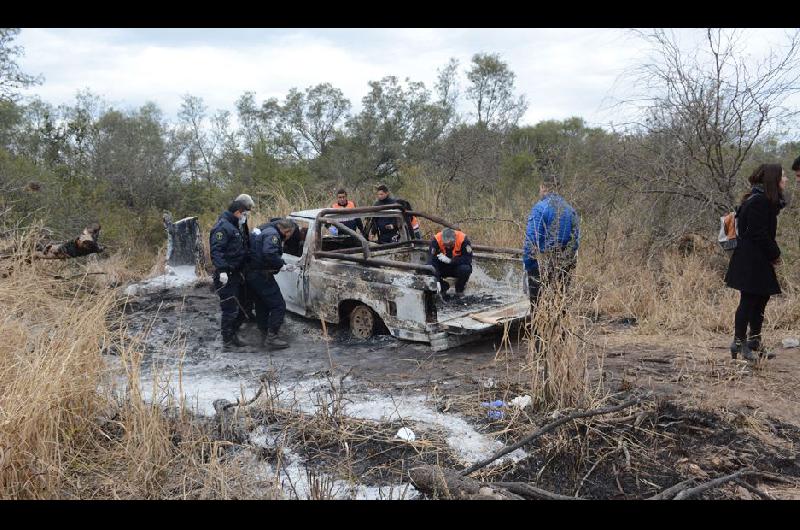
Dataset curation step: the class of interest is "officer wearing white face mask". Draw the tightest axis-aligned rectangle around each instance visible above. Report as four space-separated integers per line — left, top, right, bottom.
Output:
210 198 252 348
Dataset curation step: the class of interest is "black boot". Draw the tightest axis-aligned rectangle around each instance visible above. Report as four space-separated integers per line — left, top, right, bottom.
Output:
223 333 247 349
730 338 756 361
748 337 776 360
730 338 742 360
262 331 289 350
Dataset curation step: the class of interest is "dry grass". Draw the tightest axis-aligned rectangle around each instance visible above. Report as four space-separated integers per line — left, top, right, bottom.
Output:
0 228 278 499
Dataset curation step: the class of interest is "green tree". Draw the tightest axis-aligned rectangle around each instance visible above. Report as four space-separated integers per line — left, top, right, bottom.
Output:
0 28 41 103
465 53 527 130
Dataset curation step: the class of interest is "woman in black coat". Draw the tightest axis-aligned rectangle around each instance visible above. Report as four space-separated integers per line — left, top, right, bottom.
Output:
725 163 787 361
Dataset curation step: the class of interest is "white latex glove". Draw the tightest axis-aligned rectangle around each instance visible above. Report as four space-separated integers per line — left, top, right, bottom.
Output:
283 264 296 272
219 272 229 284
437 254 452 264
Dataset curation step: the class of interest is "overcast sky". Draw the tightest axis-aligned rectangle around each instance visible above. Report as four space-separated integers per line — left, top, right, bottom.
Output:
14 28 800 131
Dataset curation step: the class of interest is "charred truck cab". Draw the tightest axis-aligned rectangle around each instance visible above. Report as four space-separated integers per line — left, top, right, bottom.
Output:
273 204 529 351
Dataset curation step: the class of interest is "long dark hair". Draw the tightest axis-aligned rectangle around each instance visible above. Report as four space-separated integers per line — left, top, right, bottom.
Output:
743 163 784 207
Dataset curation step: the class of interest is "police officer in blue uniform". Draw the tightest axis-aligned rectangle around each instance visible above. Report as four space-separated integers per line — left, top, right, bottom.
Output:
210 198 251 348
246 218 296 349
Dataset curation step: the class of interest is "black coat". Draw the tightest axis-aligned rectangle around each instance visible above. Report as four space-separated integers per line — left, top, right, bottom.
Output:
724 190 782 296
209 211 248 273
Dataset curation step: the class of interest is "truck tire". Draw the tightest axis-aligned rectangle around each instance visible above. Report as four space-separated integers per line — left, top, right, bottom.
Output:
349 304 376 339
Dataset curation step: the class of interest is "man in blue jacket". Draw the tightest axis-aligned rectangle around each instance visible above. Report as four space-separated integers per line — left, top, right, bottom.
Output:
246 218 296 350
523 174 580 309
210 198 252 348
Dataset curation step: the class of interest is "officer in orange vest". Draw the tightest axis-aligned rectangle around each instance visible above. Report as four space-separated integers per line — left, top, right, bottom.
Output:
331 188 364 235
429 228 473 297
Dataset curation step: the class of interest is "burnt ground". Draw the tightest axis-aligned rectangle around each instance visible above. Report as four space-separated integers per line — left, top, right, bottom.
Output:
116 282 800 499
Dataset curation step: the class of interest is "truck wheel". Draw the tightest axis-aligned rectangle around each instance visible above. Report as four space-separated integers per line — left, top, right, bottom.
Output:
349 304 376 339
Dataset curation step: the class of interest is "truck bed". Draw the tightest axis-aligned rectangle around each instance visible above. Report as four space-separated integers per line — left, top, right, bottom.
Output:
366 244 528 326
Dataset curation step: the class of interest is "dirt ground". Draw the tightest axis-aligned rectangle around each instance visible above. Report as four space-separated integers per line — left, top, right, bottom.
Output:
116 282 800 499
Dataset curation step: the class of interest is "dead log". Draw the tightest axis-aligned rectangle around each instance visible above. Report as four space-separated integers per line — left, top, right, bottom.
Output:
32 224 103 260
493 482 580 500
408 465 523 500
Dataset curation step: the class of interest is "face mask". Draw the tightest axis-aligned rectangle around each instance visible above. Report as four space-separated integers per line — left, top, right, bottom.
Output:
239 212 248 227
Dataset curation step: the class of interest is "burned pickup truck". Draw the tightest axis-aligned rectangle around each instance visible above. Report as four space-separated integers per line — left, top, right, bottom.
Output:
274 204 529 351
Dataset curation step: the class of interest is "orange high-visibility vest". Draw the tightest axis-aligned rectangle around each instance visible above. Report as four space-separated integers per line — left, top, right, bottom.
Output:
411 216 420 230
435 230 466 257
332 200 356 209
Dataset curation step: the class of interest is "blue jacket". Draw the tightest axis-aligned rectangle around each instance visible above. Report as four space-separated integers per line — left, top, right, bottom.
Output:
210 211 248 272
523 193 580 272
249 223 286 272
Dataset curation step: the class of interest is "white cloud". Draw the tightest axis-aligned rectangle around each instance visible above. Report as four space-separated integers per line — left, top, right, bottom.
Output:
13 28 800 135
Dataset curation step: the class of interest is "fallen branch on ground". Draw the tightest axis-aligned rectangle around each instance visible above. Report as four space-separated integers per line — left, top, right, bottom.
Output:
461 394 650 476
735 479 775 500
673 469 774 500
409 465 524 500
647 478 697 500
493 481 579 500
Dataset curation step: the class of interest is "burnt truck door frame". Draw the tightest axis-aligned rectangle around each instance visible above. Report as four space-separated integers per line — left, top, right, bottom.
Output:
275 217 311 316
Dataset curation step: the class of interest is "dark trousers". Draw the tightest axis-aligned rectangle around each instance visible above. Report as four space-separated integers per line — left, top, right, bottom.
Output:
527 258 576 307
245 269 286 335
734 291 771 346
433 262 472 293
214 271 246 340
378 230 399 244
526 257 576 353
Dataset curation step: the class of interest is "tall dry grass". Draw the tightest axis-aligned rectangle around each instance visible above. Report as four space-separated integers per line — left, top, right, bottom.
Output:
0 230 115 498
524 262 596 409
0 228 277 499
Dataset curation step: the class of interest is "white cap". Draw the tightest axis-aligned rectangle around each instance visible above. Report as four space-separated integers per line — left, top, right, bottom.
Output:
235 194 255 209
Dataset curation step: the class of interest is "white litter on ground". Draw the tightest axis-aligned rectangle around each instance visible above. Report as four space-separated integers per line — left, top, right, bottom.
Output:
781 337 799 349
511 395 532 409
396 427 416 441
124 265 198 296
